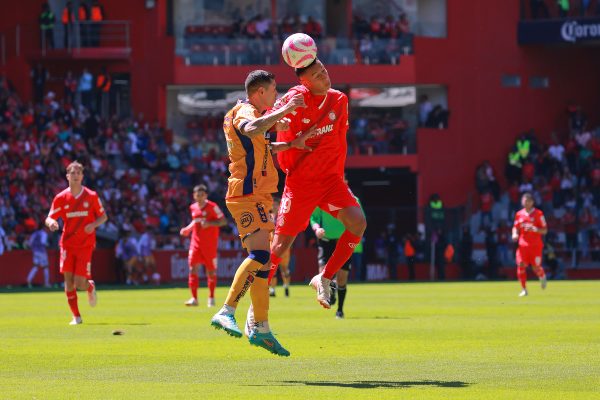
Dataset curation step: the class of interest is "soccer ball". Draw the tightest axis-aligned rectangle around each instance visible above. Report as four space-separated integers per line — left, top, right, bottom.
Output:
282 33 318 68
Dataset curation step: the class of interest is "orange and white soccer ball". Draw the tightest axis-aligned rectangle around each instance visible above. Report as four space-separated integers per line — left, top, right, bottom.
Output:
282 33 317 68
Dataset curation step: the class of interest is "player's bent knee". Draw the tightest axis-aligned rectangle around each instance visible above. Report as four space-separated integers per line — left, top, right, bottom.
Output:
249 250 270 265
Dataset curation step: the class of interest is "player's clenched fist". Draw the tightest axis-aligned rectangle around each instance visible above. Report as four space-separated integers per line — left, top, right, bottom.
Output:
275 117 291 131
283 93 306 111
46 218 59 232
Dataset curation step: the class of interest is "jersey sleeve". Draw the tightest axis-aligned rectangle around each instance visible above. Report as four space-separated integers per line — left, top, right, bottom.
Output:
92 193 106 218
512 213 520 230
48 195 64 220
536 212 547 229
212 204 224 219
339 94 349 133
232 104 257 134
310 207 322 226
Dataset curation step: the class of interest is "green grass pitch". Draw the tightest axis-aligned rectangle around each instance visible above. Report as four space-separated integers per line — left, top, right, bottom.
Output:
1 281 599 399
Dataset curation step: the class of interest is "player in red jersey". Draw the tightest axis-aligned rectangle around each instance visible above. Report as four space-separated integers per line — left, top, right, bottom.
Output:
45 161 107 325
512 192 548 297
268 59 367 309
180 184 227 307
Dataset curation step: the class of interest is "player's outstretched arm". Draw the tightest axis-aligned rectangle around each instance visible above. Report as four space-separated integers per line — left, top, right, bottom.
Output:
270 125 316 154
241 94 306 138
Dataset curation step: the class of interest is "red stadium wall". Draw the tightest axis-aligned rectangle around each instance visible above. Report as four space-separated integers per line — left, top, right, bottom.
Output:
2 1 600 209
0 248 318 286
414 2 600 207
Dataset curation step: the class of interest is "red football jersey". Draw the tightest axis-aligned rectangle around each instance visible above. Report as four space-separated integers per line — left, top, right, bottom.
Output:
48 186 105 249
513 208 546 248
189 200 224 252
273 85 349 182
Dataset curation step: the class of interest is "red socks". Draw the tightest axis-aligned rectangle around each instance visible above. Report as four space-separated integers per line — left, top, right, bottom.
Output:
65 289 80 317
188 274 199 300
322 230 362 280
517 266 527 289
207 275 217 298
533 266 546 279
267 253 282 284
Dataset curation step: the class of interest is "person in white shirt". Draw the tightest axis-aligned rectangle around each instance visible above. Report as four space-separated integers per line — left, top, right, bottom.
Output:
27 224 51 288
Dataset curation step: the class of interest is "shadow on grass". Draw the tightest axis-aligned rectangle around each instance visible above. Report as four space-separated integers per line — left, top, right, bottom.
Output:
345 316 411 320
85 322 151 326
249 380 470 389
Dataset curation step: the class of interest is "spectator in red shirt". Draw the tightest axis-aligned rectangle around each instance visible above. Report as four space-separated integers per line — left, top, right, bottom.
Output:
304 16 322 39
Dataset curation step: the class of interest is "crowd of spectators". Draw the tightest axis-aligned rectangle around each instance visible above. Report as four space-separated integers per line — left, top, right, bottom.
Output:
0 74 237 254
472 105 600 269
526 0 600 20
353 13 414 63
183 12 413 66
38 0 106 50
348 109 409 155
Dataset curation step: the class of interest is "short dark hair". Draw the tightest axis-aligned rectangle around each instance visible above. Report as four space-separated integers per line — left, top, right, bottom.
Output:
245 70 275 95
66 161 84 174
522 192 534 202
294 58 318 77
193 184 207 194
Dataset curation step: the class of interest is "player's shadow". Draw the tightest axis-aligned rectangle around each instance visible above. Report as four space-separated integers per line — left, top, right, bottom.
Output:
269 380 470 389
86 322 151 326
345 316 410 320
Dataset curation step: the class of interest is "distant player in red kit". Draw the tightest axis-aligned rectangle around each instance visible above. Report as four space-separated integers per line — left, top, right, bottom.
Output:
180 184 227 307
512 192 548 297
268 59 367 309
45 161 107 325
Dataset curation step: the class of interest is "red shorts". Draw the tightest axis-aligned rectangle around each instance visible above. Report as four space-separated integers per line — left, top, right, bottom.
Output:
60 246 94 279
276 176 360 236
516 246 543 268
188 248 217 271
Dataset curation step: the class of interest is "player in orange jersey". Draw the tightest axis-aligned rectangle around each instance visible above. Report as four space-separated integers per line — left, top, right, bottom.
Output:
512 192 548 296
180 184 227 307
45 161 107 325
268 59 367 309
211 69 313 357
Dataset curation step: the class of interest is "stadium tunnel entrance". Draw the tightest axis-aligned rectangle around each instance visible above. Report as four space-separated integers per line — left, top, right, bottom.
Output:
346 167 417 260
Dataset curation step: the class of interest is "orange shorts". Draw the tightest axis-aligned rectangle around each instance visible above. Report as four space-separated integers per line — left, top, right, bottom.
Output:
188 249 217 271
60 246 94 279
227 193 275 242
516 247 543 268
276 176 359 236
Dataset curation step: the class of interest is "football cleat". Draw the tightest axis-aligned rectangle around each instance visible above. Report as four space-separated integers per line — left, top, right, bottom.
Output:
519 289 528 297
87 280 97 307
269 287 276 297
211 313 242 338
309 274 331 309
335 310 344 319
184 298 199 307
207 297 215 307
284 287 289 297
540 276 547 290
248 331 290 357
69 316 83 325
329 280 337 306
